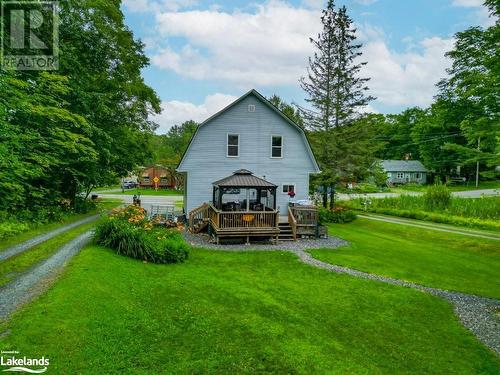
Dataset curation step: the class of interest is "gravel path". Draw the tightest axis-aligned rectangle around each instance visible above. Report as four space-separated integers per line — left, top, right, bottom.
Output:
183 231 349 251
0 214 99 262
0 231 93 320
184 231 500 355
295 249 500 356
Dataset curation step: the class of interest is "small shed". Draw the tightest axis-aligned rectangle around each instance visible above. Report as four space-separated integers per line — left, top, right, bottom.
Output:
139 165 174 189
380 160 428 185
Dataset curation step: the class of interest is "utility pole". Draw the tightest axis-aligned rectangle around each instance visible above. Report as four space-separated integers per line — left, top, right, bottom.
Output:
475 137 481 188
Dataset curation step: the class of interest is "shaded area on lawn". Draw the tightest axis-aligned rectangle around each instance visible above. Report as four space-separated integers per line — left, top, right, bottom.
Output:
310 219 500 299
1 247 498 374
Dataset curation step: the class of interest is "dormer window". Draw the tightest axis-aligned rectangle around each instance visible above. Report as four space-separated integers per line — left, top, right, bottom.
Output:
227 134 239 157
271 135 283 158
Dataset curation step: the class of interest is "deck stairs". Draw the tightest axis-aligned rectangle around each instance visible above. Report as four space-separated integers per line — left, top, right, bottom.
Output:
278 222 295 242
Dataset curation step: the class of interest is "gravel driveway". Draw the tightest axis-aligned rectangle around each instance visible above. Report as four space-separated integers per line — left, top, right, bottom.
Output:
0 231 93 319
0 214 99 262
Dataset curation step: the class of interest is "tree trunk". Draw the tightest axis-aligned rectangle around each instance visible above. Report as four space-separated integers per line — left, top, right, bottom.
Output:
329 184 335 209
322 189 328 208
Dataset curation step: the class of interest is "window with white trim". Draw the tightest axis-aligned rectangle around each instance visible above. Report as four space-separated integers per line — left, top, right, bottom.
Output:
227 134 239 157
271 135 283 158
397 172 404 179
282 184 295 194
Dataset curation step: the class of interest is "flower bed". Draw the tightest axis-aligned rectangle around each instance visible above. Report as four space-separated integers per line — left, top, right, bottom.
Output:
94 205 190 264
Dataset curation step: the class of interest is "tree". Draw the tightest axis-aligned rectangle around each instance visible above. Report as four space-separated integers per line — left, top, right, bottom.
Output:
56 0 161 198
379 108 425 160
436 0 499 183
268 95 304 128
0 0 161 219
300 0 375 207
0 70 97 212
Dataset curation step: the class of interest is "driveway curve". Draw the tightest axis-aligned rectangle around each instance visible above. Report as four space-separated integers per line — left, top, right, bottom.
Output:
0 214 99 262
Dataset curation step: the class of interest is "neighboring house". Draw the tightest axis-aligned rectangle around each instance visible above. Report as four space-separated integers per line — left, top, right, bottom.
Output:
380 160 428 184
139 165 175 189
177 89 320 216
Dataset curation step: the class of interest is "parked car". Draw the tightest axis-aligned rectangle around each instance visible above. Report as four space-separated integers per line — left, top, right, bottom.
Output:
121 181 138 189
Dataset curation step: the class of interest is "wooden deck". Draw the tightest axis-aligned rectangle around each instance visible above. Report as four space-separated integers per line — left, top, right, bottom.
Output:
189 203 321 243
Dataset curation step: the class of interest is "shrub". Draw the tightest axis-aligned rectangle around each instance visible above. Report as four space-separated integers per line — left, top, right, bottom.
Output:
353 183 380 194
320 206 357 224
423 183 451 210
94 206 190 264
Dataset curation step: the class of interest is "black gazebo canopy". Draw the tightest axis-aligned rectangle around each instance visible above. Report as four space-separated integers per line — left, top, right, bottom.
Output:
212 170 277 211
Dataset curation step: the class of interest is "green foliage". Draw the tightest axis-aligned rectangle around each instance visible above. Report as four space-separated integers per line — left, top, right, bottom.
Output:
94 206 189 264
319 206 357 223
0 0 161 220
344 195 500 230
352 183 380 194
423 183 451 210
268 95 304 128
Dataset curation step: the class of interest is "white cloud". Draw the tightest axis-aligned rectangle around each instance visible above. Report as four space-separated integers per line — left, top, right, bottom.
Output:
152 1 320 87
363 36 454 107
451 0 483 7
354 0 379 5
122 0 197 13
144 1 462 115
152 93 238 133
451 0 495 26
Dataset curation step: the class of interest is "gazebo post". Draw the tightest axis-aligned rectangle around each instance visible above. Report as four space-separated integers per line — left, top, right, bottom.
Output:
271 187 277 210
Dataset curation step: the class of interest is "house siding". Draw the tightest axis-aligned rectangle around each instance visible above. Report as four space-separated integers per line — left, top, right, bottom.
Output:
178 95 317 215
387 172 427 184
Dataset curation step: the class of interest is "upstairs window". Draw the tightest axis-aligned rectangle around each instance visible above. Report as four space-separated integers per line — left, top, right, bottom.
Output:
271 135 283 158
282 184 295 194
227 134 239 157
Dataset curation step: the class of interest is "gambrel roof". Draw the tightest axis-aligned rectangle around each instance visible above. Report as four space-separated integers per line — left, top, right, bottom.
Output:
177 89 320 172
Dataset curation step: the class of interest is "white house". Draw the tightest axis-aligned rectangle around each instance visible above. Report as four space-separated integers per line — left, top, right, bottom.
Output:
177 89 320 216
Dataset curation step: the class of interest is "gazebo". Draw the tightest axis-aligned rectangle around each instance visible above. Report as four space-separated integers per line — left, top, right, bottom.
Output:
212 169 277 212
187 169 281 244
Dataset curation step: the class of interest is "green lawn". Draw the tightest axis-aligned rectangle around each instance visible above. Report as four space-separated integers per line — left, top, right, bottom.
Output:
390 180 500 193
99 188 183 196
0 246 498 373
310 218 500 298
0 199 121 252
0 221 98 287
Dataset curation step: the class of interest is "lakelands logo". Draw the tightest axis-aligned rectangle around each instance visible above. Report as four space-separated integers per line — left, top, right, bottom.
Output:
1 351 49 373
1 1 59 70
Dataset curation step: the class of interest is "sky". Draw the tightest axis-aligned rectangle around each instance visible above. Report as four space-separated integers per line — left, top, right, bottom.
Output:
120 0 494 133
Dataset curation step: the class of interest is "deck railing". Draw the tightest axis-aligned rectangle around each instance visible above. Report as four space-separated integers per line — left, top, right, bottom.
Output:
288 205 319 238
208 204 279 230
290 206 319 226
188 203 210 232
288 207 297 240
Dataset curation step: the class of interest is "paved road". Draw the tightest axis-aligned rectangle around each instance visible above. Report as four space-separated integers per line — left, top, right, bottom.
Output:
358 214 500 241
94 193 183 208
338 188 499 200
0 214 100 262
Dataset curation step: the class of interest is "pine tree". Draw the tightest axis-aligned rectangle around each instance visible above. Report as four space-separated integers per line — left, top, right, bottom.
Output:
300 0 375 207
